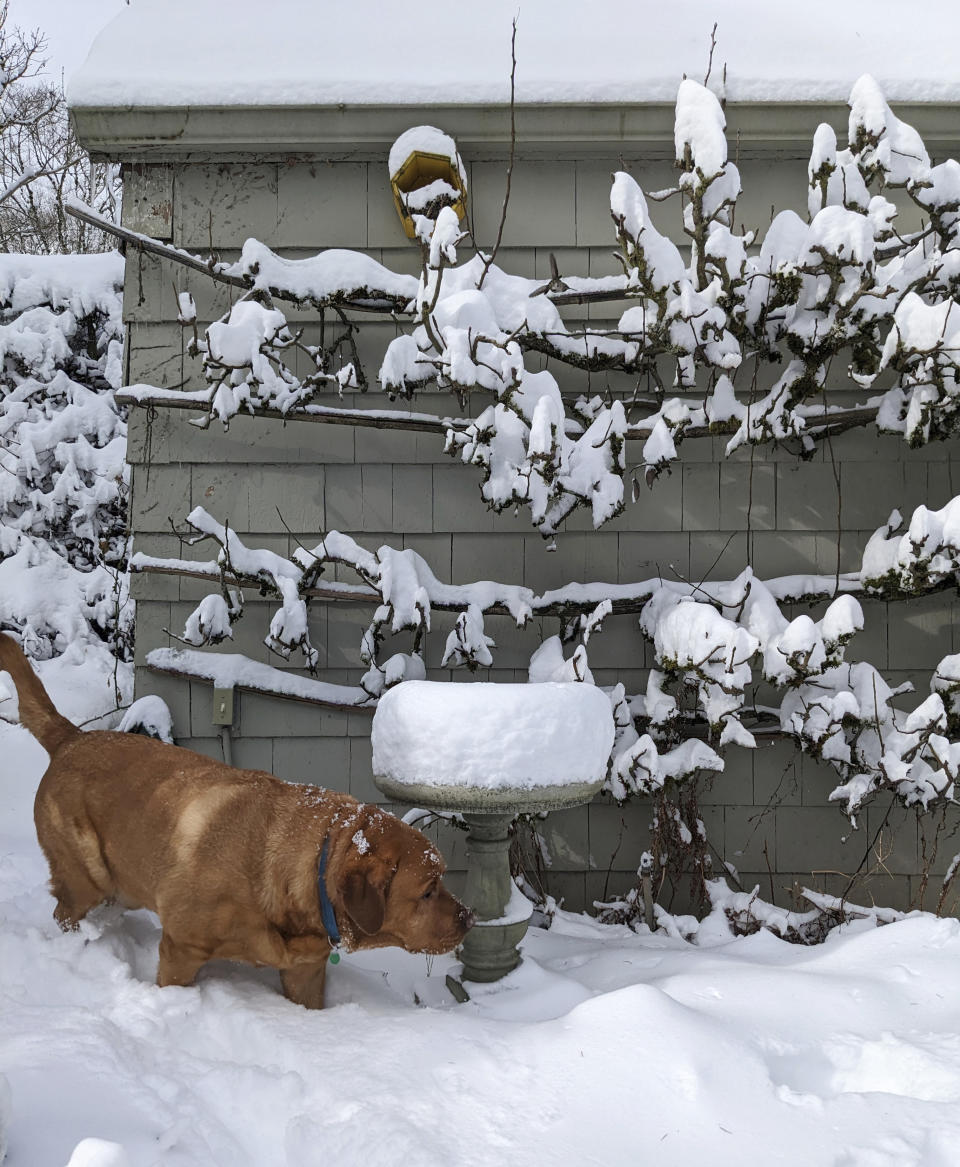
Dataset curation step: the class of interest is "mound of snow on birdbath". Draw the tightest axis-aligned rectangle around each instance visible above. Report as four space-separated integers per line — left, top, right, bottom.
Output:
372 681 613 810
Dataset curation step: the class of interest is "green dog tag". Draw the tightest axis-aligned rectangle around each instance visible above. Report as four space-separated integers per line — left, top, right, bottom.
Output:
329 951 341 965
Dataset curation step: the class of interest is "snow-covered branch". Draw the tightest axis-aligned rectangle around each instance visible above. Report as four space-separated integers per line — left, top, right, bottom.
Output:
65 199 421 316
146 647 373 712
141 489 960 816
109 74 960 535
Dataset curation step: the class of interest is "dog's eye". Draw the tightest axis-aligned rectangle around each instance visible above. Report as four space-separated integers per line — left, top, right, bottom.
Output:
422 887 434 900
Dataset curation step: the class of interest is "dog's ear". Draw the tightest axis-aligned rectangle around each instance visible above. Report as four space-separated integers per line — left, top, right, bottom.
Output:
340 866 387 935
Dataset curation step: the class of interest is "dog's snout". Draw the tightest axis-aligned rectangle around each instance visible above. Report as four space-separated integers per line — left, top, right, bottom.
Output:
458 904 476 931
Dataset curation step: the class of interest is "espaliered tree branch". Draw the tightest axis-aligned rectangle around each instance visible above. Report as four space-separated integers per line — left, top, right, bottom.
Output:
65 199 418 315
116 376 893 454
131 548 867 615
142 494 960 819
145 647 375 712
102 74 960 536
66 198 633 316
115 384 469 435
135 503 960 615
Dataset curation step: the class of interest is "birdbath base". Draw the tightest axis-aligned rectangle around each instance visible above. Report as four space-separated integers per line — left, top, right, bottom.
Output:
457 813 532 984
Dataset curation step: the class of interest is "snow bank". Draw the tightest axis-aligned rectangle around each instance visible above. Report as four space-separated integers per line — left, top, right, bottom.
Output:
372 680 614 789
1 655 960 1165
3 691 960 1165
69 0 960 108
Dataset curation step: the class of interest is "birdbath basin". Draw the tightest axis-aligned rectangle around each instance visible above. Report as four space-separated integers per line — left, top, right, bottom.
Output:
371 680 614 990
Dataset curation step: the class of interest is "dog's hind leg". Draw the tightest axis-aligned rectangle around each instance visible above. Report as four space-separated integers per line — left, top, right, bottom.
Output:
156 930 210 988
42 839 112 930
280 960 328 1009
49 870 107 931
36 799 113 930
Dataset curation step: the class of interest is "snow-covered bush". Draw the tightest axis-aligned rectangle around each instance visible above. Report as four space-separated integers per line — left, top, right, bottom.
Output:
0 251 131 662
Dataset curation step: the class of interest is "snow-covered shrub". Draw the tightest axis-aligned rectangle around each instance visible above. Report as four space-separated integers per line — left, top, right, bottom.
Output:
0 251 130 661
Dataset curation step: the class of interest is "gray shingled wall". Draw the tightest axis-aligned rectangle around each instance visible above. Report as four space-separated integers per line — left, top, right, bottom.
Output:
122 139 960 915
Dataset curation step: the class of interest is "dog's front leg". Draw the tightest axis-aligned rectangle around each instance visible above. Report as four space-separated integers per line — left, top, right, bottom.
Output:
227 927 330 970
280 960 328 1009
157 930 210 989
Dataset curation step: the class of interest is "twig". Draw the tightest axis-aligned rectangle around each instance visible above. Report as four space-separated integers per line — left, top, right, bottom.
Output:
840 800 895 905
703 22 719 87
478 17 518 288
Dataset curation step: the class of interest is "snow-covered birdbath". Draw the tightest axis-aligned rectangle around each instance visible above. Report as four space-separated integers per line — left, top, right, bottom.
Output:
371 680 615 991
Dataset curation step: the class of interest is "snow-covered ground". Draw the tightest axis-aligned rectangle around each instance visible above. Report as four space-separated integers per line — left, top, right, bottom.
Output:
1 664 959 1166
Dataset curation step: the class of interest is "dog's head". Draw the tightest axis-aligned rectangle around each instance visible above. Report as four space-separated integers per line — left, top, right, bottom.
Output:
333 806 473 955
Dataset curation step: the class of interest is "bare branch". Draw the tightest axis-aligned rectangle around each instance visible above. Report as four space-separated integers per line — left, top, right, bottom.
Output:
478 17 518 289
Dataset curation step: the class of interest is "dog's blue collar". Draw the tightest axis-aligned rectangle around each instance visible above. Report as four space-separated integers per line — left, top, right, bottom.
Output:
317 836 342 956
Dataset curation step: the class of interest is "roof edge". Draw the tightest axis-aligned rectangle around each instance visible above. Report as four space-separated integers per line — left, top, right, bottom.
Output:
72 100 960 162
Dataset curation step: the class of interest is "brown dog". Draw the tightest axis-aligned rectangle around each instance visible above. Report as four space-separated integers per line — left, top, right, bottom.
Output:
0 633 472 1008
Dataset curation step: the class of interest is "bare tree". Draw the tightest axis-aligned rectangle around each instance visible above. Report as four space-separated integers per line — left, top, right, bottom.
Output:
0 2 118 253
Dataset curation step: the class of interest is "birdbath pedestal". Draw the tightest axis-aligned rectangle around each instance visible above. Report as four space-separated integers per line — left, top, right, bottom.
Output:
371 681 614 995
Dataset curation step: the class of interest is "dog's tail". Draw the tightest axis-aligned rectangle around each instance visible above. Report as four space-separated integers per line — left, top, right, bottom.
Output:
0 632 77 756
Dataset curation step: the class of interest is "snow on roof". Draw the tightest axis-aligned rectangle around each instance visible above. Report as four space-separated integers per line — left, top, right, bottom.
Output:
69 0 960 109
